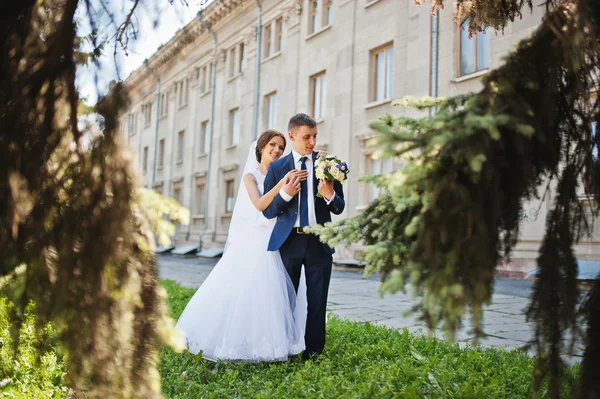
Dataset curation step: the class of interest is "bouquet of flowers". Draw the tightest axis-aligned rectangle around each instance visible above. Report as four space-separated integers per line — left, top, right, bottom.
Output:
314 154 349 198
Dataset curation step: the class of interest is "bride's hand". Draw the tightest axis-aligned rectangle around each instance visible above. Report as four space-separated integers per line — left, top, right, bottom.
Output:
282 174 301 197
283 169 309 183
316 150 328 158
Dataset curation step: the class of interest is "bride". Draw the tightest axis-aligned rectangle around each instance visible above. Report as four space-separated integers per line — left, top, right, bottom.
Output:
176 130 308 362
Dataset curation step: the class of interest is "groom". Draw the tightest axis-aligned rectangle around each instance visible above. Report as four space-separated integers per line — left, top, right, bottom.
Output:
263 113 345 360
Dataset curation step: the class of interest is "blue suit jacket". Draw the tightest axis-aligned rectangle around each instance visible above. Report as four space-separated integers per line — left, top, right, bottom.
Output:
262 152 345 253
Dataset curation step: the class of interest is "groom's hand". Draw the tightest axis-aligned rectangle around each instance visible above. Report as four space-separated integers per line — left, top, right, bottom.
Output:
318 179 335 200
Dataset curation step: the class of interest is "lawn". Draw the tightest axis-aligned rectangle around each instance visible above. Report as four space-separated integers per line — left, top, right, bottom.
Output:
0 280 577 398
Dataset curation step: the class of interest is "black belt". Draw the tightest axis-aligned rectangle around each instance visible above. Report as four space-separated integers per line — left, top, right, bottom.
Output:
292 227 307 234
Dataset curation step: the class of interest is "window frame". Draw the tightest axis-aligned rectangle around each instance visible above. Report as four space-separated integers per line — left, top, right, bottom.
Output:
323 0 333 27
195 182 206 215
228 46 237 78
229 108 240 147
142 103 152 127
159 93 168 118
264 24 272 58
143 146 149 174
456 21 490 77
583 121 599 196
177 79 188 108
158 138 165 169
309 0 319 34
200 120 210 154
310 71 327 121
365 155 393 202
177 130 185 163
275 17 283 53
225 179 235 213
264 92 278 130
370 43 394 103
238 42 245 74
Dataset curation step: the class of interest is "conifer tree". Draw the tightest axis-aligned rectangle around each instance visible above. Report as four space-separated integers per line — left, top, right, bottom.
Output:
1 1 188 396
313 1 600 397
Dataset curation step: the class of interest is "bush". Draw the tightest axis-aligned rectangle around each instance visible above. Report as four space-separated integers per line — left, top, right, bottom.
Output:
0 298 67 398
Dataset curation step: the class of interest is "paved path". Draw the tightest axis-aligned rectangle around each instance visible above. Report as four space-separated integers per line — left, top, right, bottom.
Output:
158 254 582 362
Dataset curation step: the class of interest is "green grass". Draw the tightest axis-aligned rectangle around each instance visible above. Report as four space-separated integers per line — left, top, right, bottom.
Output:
159 280 543 399
0 280 576 398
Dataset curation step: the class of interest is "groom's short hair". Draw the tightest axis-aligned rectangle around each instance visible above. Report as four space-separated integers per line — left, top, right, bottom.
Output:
288 113 316 133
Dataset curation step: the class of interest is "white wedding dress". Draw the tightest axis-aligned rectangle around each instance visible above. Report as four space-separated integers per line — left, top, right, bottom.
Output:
175 166 307 362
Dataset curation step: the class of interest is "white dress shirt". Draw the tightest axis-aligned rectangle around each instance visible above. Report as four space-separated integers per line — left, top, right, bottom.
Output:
279 150 336 227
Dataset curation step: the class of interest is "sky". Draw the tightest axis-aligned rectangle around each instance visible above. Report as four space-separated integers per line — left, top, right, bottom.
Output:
77 0 214 104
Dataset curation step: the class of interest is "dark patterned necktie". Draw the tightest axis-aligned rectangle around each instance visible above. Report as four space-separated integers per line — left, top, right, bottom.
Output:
300 156 309 227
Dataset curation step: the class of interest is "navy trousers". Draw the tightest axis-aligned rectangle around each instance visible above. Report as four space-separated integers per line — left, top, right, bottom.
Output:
279 230 332 358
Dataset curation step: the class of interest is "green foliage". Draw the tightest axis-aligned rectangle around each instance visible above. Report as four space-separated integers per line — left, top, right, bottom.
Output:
312 1 600 397
158 280 563 399
0 2 190 396
2 280 579 398
0 298 67 398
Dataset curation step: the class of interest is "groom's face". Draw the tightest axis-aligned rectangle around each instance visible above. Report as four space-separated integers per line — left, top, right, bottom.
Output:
289 125 317 156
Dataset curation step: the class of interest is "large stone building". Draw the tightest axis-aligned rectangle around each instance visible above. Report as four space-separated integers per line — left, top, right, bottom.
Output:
119 0 599 276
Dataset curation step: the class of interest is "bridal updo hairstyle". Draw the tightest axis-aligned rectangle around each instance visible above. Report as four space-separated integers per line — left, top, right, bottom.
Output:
256 129 286 162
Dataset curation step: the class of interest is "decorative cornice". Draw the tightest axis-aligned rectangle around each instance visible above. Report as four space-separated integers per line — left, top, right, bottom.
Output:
124 0 246 90
219 163 239 172
283 0 303 25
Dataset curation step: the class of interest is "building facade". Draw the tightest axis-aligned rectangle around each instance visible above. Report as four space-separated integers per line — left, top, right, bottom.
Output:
119 0 600 276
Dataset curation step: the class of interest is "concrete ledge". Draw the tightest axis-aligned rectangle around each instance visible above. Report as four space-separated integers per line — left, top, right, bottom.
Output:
197 247 224 258
155 245 175 254
171 245 199 255
525 260 600 281
333 259 366 270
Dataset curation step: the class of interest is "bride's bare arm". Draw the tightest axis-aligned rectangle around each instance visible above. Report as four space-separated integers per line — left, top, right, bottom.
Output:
244 171 305 212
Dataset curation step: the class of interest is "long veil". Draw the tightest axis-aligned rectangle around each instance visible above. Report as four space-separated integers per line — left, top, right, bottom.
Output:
224 141 260 253
175 141 308 361
224 140 308 339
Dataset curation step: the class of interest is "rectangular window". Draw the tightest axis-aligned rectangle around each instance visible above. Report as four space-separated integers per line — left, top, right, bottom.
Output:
458 21 490 76
310 71 326 121
229 46 237 78
264 92 278 129
129 112 137 136
584 121 599 195
177 79 188 107
173 186 181 204
160 93 168 117
143 146 148 173
158 139 165 168
200 120 210 154
275 17 283 53
225 179 235 213
367 156 393 202
195 183 206 215
264 24 272 58
230 108 240 146
143 103 152 127
238 43 245 73
200 65 207 93
370 44 394 102
177 130 185 162
309 0 319 34
323 0 333 27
